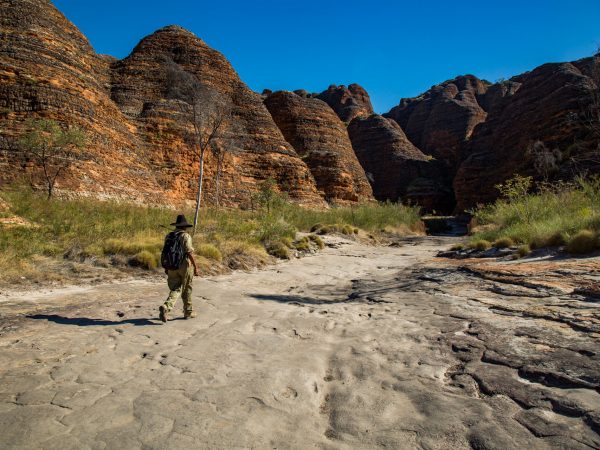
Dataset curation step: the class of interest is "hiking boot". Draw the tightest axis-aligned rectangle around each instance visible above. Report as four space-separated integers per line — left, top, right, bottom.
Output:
184 311 197 319
159 305 168 323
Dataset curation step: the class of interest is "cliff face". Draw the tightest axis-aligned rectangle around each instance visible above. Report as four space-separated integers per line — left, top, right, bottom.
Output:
317 84 374 123
0 1 326 206
1 0 597 213
347 115 453 213
0 0 158 201
383 65 599 212
453 59 600 211
110 25 325 207
264 91 373 203
385 75 490 175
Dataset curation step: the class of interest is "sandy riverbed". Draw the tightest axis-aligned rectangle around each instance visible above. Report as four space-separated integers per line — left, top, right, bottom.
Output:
0 235 598 449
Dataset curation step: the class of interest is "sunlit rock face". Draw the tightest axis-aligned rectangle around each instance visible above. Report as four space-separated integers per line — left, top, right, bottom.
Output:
0 1 325 207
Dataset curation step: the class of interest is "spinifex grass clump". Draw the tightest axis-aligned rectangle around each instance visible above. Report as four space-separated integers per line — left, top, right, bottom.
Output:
470 176 600 254
492 237 514 248
0 186 423 282
566 230 600 254
469 240 492 251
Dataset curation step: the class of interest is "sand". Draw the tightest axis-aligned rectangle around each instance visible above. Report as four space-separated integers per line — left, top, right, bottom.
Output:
0 235 598 449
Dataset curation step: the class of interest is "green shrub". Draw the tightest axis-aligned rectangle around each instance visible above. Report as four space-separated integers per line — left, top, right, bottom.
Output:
450 243 464 251
493 237 514 248
566 230 599 254
470 175 600 250
197 243 223 262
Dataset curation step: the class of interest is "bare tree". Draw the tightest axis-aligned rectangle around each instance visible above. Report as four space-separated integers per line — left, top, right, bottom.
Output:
210 141 227 207
164 58 231 233
210 115 244 207
526 140 561 181
19 118 85 199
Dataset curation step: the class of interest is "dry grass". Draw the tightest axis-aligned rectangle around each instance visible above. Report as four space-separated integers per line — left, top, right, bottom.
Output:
469 240 492 251
0 187 423 285
493 237 514 248
566 230 599 254
470 176 600 254
517 244 532 258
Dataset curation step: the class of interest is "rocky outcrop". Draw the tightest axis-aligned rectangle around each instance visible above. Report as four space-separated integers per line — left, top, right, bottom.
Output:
2 0 598 212
385 75 490 175
110 25 325 207
453 58 600 211
0 0 155 201
317 84 374 123
347 115 453 213
0 1 326 207
264 91 373 203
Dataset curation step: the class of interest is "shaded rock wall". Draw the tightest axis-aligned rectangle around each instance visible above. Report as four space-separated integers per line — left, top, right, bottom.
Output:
264 91 373 203
385 75 490 175
454 59 600 211
347 115 453 213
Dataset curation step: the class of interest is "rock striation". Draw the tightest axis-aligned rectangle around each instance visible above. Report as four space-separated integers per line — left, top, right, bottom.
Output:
385 75 490 176
110 25 324 207
0 0 155 201
0 0 326 206
453 59 600 211
317 84 374 123
1 0 599 212
347 115 453 213
264 91 373 203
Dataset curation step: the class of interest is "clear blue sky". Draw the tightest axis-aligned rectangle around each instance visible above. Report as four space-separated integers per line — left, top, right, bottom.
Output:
54 0 600 113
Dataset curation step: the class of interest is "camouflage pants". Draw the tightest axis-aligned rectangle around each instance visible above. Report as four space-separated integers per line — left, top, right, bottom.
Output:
162 263 194 314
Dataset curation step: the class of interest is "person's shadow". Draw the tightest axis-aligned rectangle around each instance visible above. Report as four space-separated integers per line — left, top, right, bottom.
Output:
27 314 160 327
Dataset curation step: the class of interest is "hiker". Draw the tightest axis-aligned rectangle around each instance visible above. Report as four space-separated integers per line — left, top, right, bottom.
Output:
159 214 199 322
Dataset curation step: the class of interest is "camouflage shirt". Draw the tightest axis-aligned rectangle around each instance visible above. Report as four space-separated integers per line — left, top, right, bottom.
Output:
178 231 194 255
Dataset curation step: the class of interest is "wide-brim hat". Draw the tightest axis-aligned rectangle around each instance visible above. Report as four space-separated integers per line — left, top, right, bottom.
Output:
170 214 193 228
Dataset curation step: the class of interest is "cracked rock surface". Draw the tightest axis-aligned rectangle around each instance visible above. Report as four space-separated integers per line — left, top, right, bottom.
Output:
0 236 598 449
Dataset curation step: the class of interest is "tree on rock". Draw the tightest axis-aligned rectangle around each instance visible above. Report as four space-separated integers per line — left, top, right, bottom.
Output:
164 58 232 233
19 119 85 199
